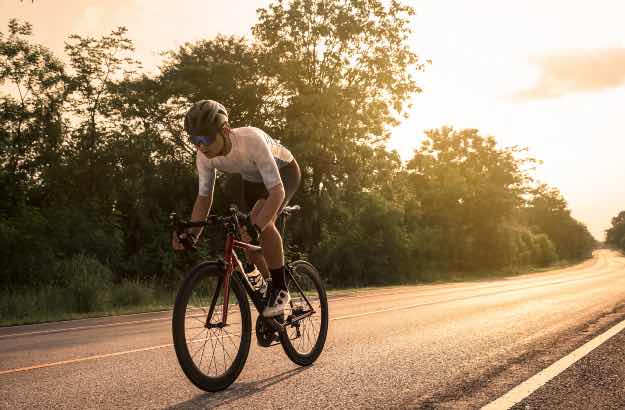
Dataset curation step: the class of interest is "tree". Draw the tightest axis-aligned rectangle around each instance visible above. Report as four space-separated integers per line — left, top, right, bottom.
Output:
0 19 66 213
606 211 625 250
525 184 595 260
252 0 426 246
64 26 140 151
406 127 536 269
160 36 277 138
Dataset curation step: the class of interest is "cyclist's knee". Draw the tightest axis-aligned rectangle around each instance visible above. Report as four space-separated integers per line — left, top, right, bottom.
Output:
262 221 278 234
260 223 282 244
250 199 265 219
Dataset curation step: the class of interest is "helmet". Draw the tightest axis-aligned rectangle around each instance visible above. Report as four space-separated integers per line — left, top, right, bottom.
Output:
184 100 229 138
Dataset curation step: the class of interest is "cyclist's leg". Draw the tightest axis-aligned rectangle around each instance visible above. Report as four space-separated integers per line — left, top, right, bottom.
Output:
261 161 301 316
240 183 271 278
251 199 283 269
240 160 301 274
257 159 301 272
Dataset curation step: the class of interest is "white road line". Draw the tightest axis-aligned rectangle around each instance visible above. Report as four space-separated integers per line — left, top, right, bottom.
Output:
1 265 610 340
482 317 625 410
0 316 170 339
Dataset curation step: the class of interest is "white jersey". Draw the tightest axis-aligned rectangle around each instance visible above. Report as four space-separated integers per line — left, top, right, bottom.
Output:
196 126 294 196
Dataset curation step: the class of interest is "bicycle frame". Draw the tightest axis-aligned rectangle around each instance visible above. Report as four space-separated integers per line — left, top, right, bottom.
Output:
173 206 315 333
211 232 262 327
208 233 316 333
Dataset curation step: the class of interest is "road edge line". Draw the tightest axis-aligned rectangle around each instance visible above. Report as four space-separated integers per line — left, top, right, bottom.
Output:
482 316 625 410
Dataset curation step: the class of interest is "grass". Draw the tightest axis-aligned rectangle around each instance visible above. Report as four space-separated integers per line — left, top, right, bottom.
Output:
0 258 587 327
0 283 176 327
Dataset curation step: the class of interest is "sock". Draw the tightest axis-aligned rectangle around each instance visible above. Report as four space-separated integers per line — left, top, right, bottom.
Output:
269 266 287 291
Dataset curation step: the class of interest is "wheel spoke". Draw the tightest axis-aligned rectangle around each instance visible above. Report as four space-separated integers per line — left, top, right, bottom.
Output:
188 326 208 345
279 263 328 361
194 330 210 371
173 264 255 390
207 329 218 376
223 329 241 350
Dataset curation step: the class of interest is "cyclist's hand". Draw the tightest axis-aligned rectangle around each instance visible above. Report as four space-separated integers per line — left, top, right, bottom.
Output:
172 231 185 250
172 231 195 251
238 213 261 245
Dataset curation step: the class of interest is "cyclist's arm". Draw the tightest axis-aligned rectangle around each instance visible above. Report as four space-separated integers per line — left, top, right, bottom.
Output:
189 194 212 237
191 156 216 238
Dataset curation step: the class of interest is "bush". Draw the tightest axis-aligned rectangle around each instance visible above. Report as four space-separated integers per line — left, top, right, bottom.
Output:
0 286 74 324
532 233 558 266
0 208 58 288
110 279 154 307
54 254 113 313
312 192 416 287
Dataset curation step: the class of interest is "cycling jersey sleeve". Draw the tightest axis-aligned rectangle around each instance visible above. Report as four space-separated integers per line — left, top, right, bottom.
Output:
196 154 216 197
251 132 283 190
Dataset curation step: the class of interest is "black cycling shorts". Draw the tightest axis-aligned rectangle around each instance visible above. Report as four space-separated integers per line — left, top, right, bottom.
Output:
239 159 301 213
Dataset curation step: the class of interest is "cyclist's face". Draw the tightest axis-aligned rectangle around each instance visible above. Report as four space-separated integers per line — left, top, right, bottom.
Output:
197 132 224 158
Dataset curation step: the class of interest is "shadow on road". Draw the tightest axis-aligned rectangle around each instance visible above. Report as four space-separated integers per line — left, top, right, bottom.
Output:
166 366 309 409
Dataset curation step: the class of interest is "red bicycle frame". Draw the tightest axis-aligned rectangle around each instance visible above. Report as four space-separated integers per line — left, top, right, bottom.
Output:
219 232 263 325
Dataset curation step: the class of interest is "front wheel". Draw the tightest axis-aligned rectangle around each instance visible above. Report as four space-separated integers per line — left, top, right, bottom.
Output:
172 262 252 392
280 260 329 366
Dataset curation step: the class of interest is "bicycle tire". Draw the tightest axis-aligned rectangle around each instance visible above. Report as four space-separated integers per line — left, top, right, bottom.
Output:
280 260 329 366
172 261 252 392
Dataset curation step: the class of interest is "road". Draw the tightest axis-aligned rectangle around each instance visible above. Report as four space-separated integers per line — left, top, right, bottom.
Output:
1 250 625 409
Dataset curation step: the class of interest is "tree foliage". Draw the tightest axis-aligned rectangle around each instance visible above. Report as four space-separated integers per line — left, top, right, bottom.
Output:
252 0 426 246
0 8 596 292
606 211 625 251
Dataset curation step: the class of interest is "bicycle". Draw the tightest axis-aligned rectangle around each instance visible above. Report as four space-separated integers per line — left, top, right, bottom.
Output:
170 205 329 392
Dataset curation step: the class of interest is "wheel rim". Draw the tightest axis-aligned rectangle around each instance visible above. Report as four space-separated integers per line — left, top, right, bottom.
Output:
183 273 243 378
284 264 325 356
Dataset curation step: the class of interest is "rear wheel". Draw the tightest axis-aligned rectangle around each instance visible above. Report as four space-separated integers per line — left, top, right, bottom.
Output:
172 262 251 392
280 260 329 366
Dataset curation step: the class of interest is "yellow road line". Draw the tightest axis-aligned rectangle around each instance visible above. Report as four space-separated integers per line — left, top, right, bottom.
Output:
1 261 618 376
0 343 173 375
1 264 605 340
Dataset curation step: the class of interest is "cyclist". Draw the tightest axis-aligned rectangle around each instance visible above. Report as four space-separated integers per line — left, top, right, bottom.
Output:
172 100 301 317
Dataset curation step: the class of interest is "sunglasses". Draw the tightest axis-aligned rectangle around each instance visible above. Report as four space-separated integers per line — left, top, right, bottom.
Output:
190 134 218 146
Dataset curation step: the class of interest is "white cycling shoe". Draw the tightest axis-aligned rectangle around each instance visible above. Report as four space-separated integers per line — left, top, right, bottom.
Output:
262 288 291 317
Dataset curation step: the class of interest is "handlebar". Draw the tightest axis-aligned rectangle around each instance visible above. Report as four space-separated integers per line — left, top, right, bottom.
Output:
171 204 302 251
170 206 252 251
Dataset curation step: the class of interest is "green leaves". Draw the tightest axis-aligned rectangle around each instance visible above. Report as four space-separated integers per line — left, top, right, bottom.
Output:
0 9 597 292
605 211 625 249
253 0 425 206
523 184 595 260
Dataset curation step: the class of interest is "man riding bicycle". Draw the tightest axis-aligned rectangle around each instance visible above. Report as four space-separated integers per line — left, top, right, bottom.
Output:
172 100 301 317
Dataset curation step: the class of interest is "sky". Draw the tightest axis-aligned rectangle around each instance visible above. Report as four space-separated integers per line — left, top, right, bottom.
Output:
3 0 625 239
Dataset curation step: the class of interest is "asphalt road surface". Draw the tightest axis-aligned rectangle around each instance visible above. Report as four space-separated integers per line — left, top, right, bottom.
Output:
2 250 625 409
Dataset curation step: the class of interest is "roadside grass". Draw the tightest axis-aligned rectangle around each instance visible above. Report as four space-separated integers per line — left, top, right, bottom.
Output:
0 258 588 327
0 282 176 327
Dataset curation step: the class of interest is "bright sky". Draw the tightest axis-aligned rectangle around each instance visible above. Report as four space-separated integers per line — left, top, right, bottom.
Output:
3 0 625 239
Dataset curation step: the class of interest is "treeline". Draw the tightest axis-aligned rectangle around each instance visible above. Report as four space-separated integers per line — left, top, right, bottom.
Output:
1 1 595 294
606 211 625 252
